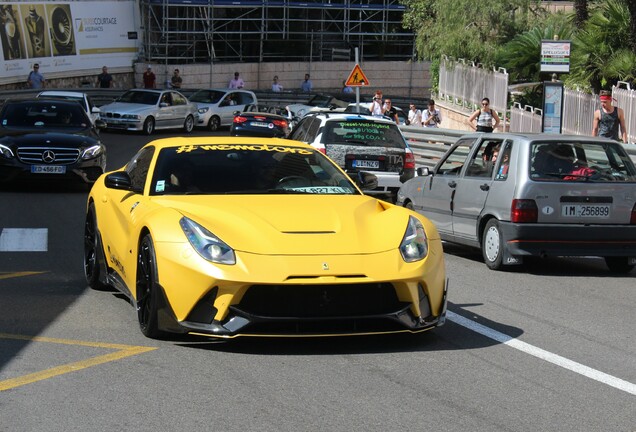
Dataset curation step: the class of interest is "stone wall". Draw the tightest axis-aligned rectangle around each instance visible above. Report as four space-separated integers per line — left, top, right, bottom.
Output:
0 61 432 98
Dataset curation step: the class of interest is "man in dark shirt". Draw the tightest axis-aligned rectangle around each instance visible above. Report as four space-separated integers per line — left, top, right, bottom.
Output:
96 66 113 88
383 99 399 124
171 69 182 89
592 90 627 142
143 66 156 89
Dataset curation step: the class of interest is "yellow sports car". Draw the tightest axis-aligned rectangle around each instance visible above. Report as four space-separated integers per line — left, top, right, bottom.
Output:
84 137 448 339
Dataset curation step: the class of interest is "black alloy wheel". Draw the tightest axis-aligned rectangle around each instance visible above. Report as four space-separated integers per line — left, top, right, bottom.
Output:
136 234 162 338
84 204 108 290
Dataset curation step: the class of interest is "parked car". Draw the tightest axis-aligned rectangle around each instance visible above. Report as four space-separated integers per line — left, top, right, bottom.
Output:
99 89 198 135
84 136 448 339
287 94 352 118
36 90 101 125
189 89 257 131
230 104 291 138
0 99 106 184
288 112 415 202
396 133 636 273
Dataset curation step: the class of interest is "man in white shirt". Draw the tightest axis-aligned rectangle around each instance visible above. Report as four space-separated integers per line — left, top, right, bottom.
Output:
229 72 244 89
423 99 442 128
272 76 283 92
408 103 422 126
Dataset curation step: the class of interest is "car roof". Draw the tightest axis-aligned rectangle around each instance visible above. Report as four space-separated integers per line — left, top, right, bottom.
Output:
37 91 87 98
459 132 619 144
4 98 85 106
307 112 398 124
144 136 312 151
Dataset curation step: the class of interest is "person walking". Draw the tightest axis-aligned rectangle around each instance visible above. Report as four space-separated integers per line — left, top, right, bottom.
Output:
592 90 628 142
170 69 182 89
26 63 45 89
229 72 244 89
96 66 113 88
143 66 156 89
300 74 312 93
271 76 283 92
408 103 422 126
468 97 500 132
423 100 442 128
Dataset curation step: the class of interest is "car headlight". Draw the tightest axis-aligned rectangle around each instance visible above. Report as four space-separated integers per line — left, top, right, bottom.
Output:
122 114 141 120
198 107 210 114
81 144 105 160
0 143 15 158
399 216 428 262
180 217 236 265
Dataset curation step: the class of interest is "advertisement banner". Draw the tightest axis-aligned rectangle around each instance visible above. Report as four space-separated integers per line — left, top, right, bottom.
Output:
0 1 140 83
540 40 571 74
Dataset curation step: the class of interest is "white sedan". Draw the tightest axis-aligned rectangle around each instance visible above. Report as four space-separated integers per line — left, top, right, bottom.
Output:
37 90 101 125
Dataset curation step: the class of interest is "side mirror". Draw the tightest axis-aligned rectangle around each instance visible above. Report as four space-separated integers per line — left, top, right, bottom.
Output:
94 119 107 129
104 171 135 191
356 171 378 190
416 167 430 177
92 106 101 113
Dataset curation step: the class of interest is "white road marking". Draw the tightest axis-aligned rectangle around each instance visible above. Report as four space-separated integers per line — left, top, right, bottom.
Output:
0 228 48 252
447 311 636 396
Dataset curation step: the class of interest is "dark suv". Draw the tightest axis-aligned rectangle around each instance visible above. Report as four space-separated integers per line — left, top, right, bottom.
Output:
288 113 415 201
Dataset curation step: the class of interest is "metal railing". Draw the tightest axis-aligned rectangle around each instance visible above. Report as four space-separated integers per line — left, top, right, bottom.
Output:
509 103 542 133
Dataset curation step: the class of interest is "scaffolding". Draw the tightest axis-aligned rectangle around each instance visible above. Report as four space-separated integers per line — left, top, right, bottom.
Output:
140 0 415 64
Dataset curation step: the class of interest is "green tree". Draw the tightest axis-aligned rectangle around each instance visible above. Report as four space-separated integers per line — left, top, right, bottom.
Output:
402 0 539 67
566 0 636 92
573 0 589 28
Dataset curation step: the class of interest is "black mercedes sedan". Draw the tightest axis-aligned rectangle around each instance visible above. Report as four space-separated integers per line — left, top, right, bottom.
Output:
0 98 106 184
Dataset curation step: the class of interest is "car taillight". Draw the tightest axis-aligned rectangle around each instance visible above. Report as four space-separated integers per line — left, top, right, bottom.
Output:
511 199 538 223
233 116 248 124
404 148 415 169
273 119 288 128
631 203 636 224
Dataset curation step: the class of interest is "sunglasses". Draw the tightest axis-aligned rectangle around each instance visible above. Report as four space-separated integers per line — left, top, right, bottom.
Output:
482 102 489 106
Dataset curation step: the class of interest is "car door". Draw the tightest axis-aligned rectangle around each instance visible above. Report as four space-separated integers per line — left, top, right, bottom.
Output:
170 92 188 127
218 92 241 126
156 92 176 129
417 138 474 236
452 138 506 241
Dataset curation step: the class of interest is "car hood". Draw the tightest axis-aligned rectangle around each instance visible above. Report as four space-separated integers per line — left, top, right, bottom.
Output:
100 102 155 114
152 194 412 255
0 130 99 148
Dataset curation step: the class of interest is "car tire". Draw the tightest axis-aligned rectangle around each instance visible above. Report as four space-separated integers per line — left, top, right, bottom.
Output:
604 257 635 274
136 234 162 338
183 115 194 133
405 201 414 210
482 219 504 270
143 117 155 135
84 204 108 290
208 116 221 132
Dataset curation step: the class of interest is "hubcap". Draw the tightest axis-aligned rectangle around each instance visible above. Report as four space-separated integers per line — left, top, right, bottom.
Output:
484 226 500 262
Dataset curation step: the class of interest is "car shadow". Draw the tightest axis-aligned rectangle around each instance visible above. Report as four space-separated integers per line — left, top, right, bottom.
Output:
441 242 634 277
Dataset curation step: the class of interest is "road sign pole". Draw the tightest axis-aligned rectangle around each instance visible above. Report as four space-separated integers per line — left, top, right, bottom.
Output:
355 47 360 113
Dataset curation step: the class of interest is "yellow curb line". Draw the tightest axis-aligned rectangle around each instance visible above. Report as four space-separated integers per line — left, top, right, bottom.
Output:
0 271 46 281
0 333 157 392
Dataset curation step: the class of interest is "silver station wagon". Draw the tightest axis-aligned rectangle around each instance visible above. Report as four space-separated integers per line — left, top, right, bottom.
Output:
396 133 636 273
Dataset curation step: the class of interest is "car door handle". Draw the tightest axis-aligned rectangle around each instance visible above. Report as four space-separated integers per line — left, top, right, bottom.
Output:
480 184 490 191
448 181 457 188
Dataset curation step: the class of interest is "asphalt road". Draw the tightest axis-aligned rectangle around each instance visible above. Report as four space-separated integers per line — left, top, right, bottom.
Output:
0 129 634 432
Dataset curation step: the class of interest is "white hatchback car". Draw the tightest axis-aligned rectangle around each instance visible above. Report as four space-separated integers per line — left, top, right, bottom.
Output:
37 90 101 125
189 89 257 131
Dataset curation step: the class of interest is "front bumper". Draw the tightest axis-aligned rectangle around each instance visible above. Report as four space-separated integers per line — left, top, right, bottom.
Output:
0 155 106 183
500 221 636 257
103 118 143 131
151 239 447 338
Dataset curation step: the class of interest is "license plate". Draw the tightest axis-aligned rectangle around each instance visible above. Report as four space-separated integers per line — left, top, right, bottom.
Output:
561 204 610 218
353 159 380 169
31 165 66 174
250 121 271 128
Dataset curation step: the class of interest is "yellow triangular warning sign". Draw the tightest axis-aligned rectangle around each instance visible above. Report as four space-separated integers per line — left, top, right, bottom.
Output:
345 64 370 87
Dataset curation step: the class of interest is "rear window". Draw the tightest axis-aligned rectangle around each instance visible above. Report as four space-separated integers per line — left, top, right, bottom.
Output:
322 120 407 149
530 141 636 182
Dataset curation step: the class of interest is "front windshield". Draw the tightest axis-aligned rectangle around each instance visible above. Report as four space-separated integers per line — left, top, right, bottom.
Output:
530 141 636 182
189 90 225 104
117 90 159 105
150 143 360 196
0 101 90 129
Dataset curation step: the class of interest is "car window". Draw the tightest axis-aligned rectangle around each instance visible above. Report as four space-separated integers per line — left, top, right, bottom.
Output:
465 139 504 178
494 141 512 180
126 146 155 192
150 145 359 196
171 92 186 106
189 90 224 104
530 141 636 182
289 117 312 142
1 101 89 129
237 92 255 105
118 91 159 105
321 119 406 148
305 117 321 142
436 138 474 175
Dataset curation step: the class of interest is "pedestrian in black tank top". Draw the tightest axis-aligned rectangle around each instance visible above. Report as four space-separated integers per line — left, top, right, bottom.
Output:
592 90 627 142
